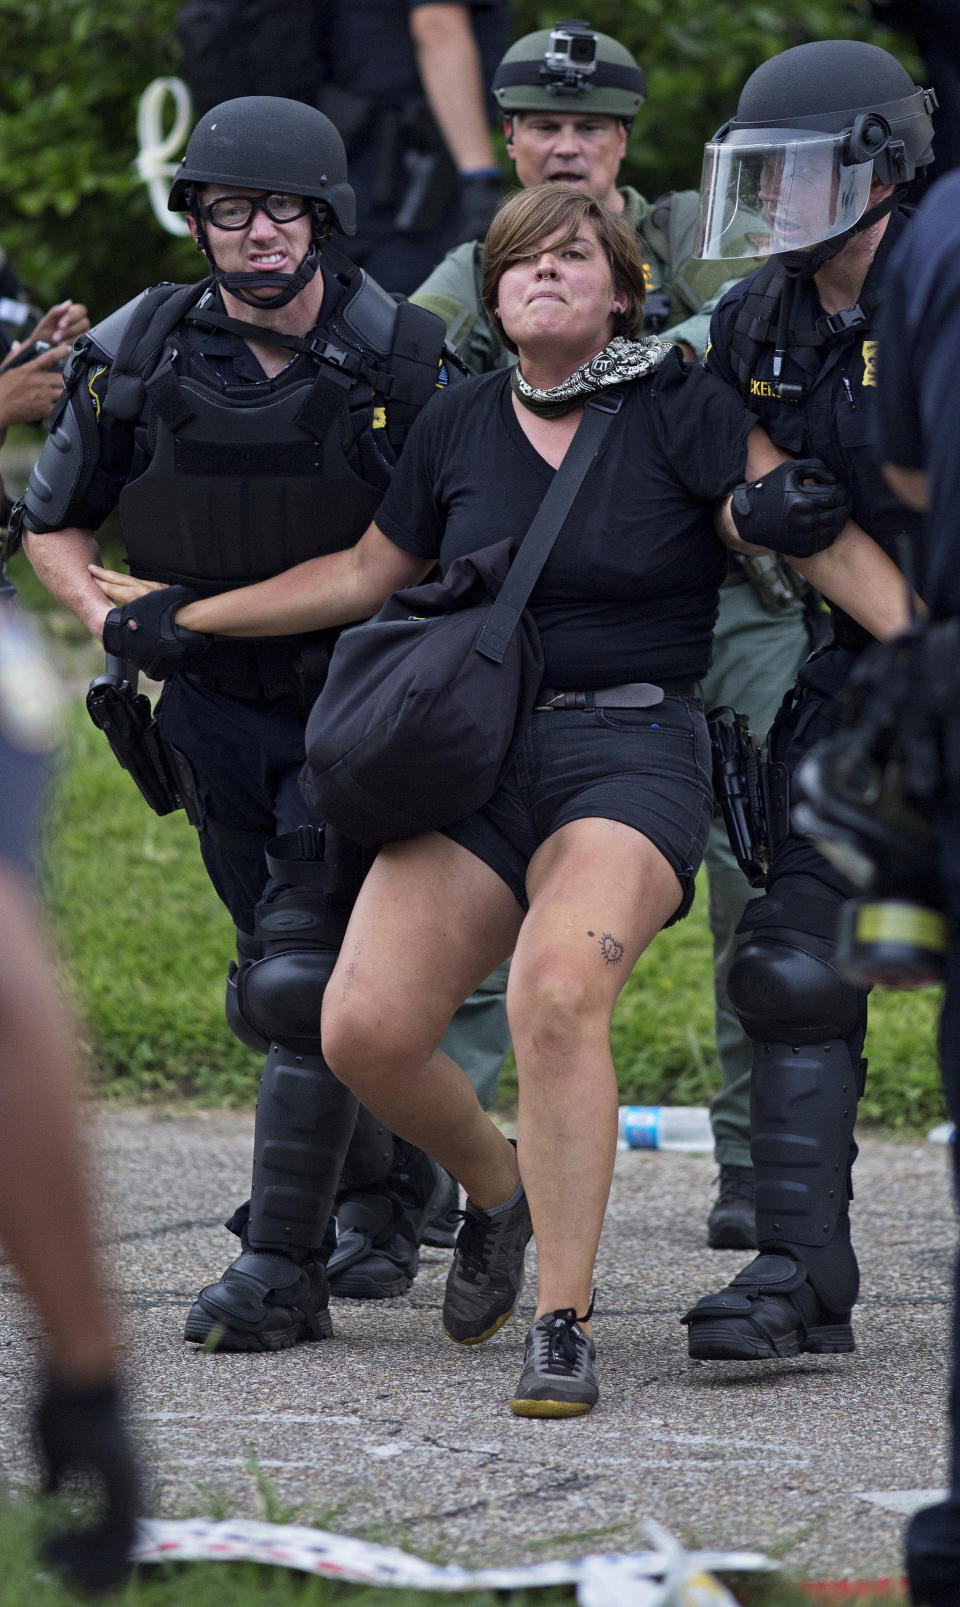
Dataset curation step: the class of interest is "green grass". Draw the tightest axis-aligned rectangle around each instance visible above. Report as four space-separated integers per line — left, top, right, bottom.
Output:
0 1501 906 1607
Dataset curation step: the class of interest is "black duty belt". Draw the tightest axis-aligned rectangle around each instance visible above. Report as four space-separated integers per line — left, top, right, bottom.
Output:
535 680 698 710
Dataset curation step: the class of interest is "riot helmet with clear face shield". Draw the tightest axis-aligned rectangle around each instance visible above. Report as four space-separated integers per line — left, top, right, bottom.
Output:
694 40 936 266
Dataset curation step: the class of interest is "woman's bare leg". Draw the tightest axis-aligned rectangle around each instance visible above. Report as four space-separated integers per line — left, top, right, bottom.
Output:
322 831 524 1207
509 818 685 1330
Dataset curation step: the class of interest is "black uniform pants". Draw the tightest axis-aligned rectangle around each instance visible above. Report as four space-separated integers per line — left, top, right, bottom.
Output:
155 675 331 939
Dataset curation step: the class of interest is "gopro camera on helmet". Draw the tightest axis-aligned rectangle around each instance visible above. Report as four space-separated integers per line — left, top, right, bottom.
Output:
545 21 598 82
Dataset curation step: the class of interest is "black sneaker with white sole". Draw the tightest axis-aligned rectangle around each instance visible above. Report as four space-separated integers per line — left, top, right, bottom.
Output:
509 1302 599 1418
442 1185 532 1344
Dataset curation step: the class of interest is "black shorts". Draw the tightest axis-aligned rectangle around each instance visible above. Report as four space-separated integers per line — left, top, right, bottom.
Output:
443 694 712 919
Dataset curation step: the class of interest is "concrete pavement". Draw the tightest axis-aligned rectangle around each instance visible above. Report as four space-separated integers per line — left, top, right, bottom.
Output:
0 1111 952 1585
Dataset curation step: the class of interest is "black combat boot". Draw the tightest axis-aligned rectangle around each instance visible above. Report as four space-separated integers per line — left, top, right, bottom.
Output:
185 1044 358 1350
328 1140 456 1299
684 1038 862 1358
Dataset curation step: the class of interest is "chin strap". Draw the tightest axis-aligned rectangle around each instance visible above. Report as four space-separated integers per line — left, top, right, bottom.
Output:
214 243 321 309
778 190 902 280
190 197 333 309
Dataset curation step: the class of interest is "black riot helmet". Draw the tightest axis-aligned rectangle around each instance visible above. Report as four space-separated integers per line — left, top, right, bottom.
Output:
695 40 936 266
168 96 356 308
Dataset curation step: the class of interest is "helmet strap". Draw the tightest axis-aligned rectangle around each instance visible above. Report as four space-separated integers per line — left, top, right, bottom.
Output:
189 200 331 310
778 189 901 279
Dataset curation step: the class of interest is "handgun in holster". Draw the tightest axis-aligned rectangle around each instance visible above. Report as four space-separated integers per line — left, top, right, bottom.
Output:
85 654 184 817
707 705 790 887
734 552 809 614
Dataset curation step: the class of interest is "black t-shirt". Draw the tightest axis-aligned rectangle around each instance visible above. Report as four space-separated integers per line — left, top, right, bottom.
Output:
705 212 924 649
876 171 960 619
375 350 755 687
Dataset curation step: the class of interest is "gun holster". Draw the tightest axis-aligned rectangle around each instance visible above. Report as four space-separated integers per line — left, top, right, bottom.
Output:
708 705 790 886
85 655 183 817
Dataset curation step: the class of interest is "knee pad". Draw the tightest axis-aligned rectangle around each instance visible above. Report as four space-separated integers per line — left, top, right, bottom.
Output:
227 929 268 1052
227 887 351 1055
728 877 866 1045
729 937 865 1044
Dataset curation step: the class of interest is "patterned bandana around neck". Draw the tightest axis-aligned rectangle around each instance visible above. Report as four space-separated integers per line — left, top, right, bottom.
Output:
510 333 667 418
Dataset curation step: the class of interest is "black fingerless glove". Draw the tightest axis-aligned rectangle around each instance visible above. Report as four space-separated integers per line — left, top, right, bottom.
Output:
731 457 852 557
33 1372 140 1593
102 584 211 679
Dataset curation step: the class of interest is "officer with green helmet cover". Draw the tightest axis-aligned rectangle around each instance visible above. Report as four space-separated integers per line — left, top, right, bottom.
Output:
412 20 813 1253
411 17 748 366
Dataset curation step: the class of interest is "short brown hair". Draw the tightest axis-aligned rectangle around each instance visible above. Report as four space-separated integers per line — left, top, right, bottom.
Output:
481 184 647 353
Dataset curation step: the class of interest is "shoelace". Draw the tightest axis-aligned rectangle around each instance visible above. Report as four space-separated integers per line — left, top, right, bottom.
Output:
454 1207 494 1275
715 1166 755 1204
539 1292 596 1374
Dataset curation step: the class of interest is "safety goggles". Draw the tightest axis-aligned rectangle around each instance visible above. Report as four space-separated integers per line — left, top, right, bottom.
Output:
198 192 312 230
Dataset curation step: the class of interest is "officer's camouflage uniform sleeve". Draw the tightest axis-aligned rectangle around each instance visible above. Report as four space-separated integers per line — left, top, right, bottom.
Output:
662 280 746 363
410 239 508 375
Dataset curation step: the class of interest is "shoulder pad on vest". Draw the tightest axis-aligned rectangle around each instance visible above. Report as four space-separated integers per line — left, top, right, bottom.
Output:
340 271 399 356
85 291 153 364
104 281 209 421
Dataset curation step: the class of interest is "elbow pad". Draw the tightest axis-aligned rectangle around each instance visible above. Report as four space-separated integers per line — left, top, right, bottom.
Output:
731 458 852 558
19 373 100 535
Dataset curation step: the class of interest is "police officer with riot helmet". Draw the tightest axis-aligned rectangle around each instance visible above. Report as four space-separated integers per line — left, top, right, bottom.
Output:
17 96 463 1351
680 40 936 1359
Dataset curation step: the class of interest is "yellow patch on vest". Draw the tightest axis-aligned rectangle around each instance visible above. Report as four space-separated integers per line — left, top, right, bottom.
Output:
372 406 387 429
861 340 878 387
88 364 108 419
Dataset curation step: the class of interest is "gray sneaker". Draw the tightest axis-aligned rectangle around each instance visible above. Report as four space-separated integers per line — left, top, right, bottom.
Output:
442 1186 532 1344
509 1305 599 1418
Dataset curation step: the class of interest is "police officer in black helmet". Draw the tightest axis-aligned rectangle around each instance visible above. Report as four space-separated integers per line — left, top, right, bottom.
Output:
681 41 936 1361
16 96 461 1351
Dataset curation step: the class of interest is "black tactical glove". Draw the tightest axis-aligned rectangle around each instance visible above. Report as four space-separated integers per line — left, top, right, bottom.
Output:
455 171 502 243
33 1372 140 1593
102 585 211 680
730 457 852 557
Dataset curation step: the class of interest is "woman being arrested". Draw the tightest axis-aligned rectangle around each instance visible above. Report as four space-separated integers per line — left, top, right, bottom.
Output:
93 185 910 1417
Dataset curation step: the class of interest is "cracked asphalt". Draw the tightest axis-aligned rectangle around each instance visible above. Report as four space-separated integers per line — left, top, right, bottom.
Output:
0 1110 954 1585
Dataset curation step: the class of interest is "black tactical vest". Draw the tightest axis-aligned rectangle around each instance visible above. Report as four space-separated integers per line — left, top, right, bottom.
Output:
83 267 448 700
96 269 446 591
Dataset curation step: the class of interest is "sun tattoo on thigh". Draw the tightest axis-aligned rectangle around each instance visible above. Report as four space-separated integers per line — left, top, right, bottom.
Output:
587 930 624 966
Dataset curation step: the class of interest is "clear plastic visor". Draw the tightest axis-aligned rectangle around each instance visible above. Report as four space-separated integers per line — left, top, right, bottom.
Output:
694 128 874 260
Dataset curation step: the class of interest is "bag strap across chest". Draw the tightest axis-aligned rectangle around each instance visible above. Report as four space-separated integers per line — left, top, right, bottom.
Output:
476 390 623 664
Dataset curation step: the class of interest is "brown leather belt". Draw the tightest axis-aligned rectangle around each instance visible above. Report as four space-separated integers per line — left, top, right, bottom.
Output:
535 681 697 710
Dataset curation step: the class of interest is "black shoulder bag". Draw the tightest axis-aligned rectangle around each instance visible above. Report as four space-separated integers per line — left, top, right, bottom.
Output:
301 390 623 846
